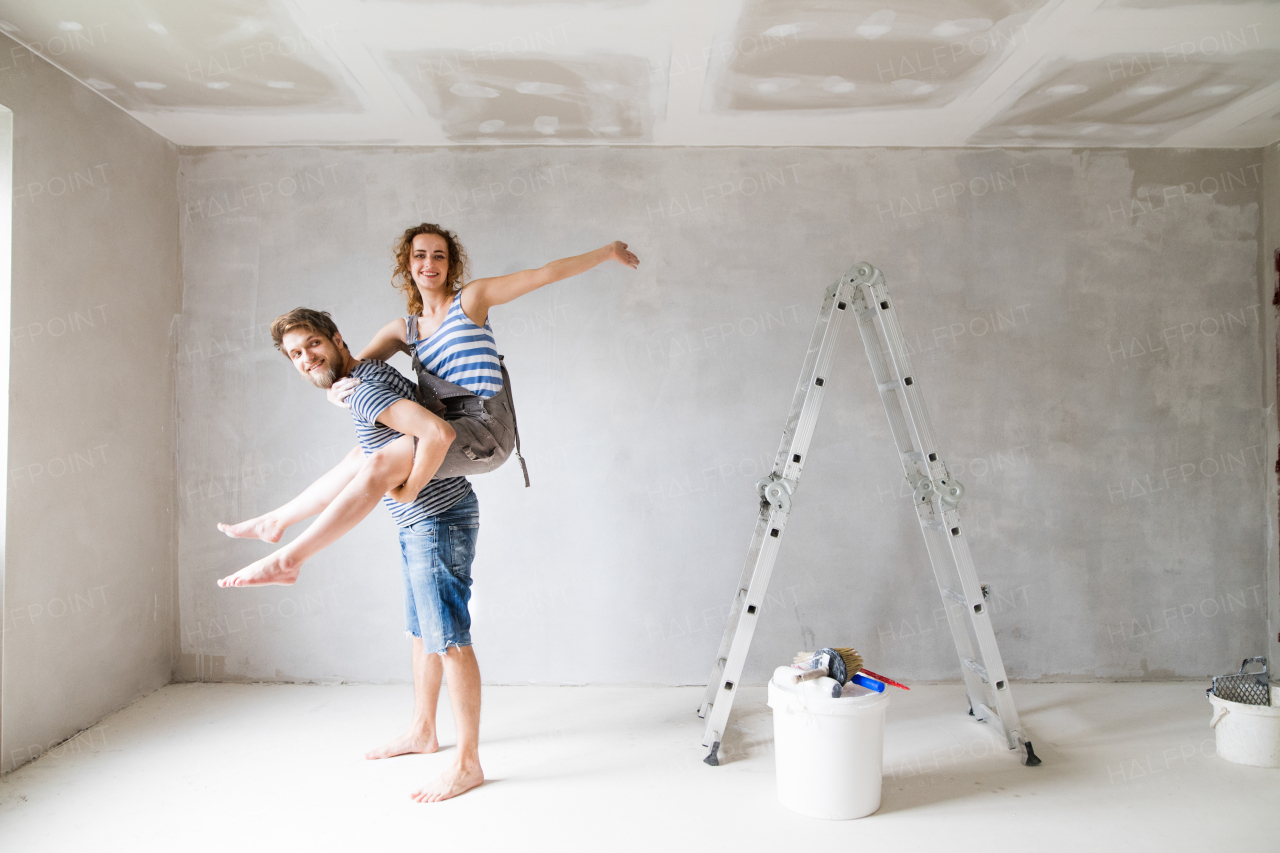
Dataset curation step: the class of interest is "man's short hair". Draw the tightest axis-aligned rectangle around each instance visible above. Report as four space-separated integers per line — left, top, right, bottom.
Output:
270 308 348 354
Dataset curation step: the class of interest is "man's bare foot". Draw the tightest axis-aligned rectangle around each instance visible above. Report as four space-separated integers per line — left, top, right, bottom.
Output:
217 551 301 587
410 760 484 803
217 515 284 543
365 731 439 760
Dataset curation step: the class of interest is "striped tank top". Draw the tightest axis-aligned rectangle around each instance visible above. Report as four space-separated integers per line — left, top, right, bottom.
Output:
411 290 503 398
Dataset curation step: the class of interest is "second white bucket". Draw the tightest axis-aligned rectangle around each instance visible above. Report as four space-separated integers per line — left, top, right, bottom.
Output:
767 667 890 820
1208 686 1280 768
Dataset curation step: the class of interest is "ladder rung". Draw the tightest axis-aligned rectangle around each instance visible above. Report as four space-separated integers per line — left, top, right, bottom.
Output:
964 659 989 682
877 379 903 391
922 519 945 531
943 588 965 604
902 451 925 461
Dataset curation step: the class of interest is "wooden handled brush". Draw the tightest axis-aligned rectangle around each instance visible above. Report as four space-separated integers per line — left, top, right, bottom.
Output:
794 647 864 685
794 648 909 691
791 667 831 684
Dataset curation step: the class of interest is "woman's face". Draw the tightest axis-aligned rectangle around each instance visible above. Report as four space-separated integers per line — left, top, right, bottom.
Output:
410 232 450 295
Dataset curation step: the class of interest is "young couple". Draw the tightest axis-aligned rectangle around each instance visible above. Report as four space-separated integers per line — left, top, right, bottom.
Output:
216 224 639 801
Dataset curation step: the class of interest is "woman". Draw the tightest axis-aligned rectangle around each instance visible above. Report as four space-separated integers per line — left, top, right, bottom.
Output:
328 223 637 489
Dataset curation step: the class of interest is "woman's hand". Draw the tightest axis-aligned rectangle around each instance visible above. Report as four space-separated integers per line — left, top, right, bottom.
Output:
607 241 639 269
326 377 361 408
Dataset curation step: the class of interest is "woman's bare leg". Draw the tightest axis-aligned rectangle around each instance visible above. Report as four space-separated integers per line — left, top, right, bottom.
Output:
217 445 366 543
218 436 417 587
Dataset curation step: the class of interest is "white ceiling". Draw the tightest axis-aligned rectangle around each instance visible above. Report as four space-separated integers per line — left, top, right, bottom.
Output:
1 0 1278 148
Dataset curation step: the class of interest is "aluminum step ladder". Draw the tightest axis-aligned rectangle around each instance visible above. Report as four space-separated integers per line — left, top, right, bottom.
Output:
697 262 1040 768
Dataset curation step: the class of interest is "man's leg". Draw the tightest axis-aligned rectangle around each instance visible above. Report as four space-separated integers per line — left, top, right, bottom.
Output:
366 637 445 759
217 445 365 543
217 435 418 587
411 645 483 802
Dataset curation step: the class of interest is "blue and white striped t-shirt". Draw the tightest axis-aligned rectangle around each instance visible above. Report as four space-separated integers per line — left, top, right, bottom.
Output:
345 359 472 527
412 290 503 398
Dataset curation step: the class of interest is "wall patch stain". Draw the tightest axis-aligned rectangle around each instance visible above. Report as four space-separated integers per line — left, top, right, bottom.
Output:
174 653 227 682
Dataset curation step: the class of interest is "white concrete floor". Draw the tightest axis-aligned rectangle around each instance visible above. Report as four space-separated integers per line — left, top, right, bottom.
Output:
0 682 1274 852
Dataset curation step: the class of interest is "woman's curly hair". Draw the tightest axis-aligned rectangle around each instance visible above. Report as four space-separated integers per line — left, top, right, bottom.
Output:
392 223 469 315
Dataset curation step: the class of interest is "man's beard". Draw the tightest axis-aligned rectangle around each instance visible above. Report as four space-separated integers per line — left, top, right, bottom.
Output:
306 359 342 389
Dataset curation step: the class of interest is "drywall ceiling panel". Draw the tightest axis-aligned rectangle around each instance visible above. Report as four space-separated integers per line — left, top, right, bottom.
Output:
0 0 362 113
387 51 657 141
1103 0 1228 7
971 49 1280 145
707 0 1048 112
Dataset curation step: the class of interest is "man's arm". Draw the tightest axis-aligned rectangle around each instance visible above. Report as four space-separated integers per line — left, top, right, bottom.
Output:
218 445 366 541
375 399 456 501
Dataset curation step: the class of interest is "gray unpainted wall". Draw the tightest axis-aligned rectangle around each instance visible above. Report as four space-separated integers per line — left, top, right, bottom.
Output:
1263 140 1280 673
176 144 1272 686
0 37 180 772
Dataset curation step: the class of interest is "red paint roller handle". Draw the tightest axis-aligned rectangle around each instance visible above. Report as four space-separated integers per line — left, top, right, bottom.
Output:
860 668 909 690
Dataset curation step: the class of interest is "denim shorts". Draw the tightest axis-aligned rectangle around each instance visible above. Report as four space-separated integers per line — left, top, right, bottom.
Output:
398 491 479 654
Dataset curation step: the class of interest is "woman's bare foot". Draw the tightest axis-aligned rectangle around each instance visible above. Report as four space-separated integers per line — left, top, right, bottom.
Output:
217 551 301 587
366 731 439 760
217 515 285 543
410 760 484 803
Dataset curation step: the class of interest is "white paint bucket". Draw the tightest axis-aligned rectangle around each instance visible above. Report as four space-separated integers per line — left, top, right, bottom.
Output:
1208 686 1280 768
767 667 889 820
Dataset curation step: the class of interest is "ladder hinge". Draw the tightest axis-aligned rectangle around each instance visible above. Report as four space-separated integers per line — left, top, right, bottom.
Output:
914 476 965 509
757 475 797 513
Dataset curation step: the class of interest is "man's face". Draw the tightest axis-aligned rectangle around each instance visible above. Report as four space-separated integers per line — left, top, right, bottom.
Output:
281 327 346 389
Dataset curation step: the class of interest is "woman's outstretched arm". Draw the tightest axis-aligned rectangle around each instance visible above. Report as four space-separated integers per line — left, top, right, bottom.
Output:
461 241 638 325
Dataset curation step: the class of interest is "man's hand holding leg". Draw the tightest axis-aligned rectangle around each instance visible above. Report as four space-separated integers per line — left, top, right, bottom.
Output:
380 400 454 503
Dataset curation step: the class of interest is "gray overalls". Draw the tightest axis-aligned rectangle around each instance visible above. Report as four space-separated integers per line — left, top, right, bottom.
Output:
405 314 529 486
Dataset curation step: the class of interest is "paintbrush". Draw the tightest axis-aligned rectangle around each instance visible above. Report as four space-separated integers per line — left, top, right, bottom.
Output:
790 666 831 684
795 647 887 694
789 650 834 684
794 647 863 683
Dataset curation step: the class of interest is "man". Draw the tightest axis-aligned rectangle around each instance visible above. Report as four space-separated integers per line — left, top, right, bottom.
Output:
217 308 483 803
